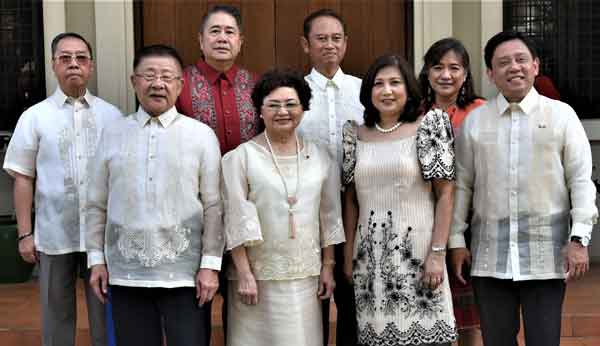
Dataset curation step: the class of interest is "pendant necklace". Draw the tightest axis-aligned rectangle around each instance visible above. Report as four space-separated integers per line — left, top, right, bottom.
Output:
264 131 300 239
375 121 403 133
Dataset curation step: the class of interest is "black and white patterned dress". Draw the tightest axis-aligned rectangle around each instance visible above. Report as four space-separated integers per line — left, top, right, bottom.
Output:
342 109 457 346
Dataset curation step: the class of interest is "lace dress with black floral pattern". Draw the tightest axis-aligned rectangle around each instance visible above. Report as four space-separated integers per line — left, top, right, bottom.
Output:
342 109 457 346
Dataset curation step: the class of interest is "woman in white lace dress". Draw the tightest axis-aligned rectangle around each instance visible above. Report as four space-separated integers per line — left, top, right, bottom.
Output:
221 68 345 346
342 54 457 346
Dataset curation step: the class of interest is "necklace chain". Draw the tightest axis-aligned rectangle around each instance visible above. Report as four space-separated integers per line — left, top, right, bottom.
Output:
375 121 403 133
264 131 301 239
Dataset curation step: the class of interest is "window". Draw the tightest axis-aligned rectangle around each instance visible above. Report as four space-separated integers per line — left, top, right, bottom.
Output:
504 0 600 118
0 0 45 131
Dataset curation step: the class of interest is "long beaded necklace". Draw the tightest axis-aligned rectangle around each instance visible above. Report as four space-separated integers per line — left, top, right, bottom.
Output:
264 131 300 239
375 121 403 133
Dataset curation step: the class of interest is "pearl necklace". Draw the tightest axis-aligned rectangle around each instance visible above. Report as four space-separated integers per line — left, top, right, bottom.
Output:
264 131 300 239
375 121 403 133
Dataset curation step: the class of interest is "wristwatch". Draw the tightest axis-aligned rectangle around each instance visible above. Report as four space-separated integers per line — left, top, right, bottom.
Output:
570 235 590 247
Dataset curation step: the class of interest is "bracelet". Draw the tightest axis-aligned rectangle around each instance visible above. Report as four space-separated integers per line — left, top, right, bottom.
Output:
322 259 336 266
431 245 446 255
18 231 33 242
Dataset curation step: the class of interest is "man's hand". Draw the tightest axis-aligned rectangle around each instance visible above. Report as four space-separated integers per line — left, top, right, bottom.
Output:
318 264 336 300
422 252 445 290
89 264 109 304
449 247 471 285
237 271 258 305
564 241 589 282
18 236 37 263
195 268 219 306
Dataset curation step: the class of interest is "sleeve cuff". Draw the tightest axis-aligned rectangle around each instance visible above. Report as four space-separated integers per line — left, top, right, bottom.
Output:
570 222 593 241
3 164 35 179
87 250 106 268
447 233 467 249
200 255 222 271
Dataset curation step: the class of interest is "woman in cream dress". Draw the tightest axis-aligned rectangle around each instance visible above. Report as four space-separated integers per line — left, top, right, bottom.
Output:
221 68 345 346
342 54 457 346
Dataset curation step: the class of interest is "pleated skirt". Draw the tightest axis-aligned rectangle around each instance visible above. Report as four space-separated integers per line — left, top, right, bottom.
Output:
227 276 323 346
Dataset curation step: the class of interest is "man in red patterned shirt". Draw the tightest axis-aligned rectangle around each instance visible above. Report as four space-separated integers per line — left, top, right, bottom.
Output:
176 5 260 342
176 4 260 154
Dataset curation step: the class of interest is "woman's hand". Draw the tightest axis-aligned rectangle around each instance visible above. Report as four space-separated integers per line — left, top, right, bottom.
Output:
422 252 445 290
318 264 336 300
237 271 258 305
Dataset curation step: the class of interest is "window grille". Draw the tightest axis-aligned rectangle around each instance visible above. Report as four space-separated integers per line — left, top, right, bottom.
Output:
0 0 45 131
504 0 600 118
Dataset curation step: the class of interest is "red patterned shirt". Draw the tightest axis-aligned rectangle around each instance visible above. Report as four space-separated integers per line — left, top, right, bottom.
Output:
176 59 260 154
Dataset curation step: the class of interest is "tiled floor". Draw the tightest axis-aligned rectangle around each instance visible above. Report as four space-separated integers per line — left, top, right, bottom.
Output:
1 266 599 346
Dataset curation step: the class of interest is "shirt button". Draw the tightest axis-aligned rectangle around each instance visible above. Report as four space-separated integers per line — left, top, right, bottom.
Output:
149 177 153 181
511 191 516 196
80 180 84 185
76 133 80 137
149 155 155 159
226 130 232 135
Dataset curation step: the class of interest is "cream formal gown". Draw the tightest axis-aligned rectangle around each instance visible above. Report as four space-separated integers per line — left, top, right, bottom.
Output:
222 139 345 346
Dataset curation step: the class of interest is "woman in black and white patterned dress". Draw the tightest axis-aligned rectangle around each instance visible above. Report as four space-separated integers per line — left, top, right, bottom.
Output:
342 54 457 346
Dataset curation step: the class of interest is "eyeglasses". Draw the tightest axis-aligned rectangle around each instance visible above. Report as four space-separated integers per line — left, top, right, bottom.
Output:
263 102 302 112
135 74 182 84
54 54 91 66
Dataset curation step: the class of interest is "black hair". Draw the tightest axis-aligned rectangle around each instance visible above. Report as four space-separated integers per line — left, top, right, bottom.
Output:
361 54 422 127
251 67 312 125
133 44 184 72
199 4 243 33
51 32 93 60
418 37 482 110
303 8 347 39
484 31 538 69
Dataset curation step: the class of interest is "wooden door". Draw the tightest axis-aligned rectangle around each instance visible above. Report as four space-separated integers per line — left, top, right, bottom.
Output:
137 0 412 78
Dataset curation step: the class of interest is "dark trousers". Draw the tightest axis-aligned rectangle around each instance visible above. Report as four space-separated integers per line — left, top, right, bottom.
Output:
472 277 566 346
218 255 230 344
38 252 106 346
111 285 211 346
323 244 358 346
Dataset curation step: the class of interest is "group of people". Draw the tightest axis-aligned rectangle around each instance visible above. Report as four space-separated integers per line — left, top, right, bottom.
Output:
4 4 596 346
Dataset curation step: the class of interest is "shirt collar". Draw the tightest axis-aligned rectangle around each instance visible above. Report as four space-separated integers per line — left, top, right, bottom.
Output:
51 87 94 108
196 59 238 85
308 67 345 90
135 106 179 128
496 87 539 116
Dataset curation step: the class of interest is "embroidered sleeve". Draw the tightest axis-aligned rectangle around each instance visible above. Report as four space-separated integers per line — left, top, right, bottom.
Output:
319 151 345 248
221 144 263 251
198 129 225 269
416 108 455 180
342 120 359 186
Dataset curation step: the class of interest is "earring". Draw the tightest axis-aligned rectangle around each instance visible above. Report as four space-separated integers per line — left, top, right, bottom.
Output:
427 85 434 105
458 83 466 105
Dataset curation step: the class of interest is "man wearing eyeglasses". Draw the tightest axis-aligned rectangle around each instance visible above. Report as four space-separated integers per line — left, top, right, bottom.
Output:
87 44 222 346
3 32 122 346
298 9 364 346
